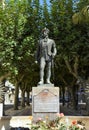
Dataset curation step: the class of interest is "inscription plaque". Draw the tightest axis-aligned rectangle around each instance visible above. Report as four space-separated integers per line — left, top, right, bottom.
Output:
33 89 59 112
32 87 59 120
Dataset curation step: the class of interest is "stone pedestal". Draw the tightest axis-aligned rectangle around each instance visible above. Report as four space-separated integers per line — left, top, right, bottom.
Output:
32 85 59 121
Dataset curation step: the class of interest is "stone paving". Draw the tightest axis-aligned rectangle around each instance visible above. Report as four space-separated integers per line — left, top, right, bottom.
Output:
5 104 32 116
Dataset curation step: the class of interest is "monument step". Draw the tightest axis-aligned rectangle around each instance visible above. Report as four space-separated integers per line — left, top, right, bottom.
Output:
37 83 54 87
0 116 89 130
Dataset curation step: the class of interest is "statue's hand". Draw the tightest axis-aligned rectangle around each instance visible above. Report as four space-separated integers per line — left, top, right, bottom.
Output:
35 61 38 64
52 53 55 58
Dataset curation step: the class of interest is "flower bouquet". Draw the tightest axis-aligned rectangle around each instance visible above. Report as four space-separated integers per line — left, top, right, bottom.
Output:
31 113 86 130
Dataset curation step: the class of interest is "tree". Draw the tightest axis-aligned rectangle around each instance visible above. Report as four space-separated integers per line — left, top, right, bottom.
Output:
0 0 38 109
72 3 89 113
72 5 89 24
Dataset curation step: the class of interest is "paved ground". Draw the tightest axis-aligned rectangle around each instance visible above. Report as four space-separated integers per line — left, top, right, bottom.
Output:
4 103 88 116
4 104 32 116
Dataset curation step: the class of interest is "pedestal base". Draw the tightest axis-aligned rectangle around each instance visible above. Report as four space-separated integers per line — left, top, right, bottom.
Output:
32 85 59 121
37 83 54 87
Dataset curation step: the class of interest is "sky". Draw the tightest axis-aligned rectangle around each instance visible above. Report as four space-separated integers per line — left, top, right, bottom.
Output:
40 0 50 6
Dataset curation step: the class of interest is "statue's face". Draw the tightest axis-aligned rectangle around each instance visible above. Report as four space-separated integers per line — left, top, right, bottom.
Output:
42 28 49 38
42 30 48 38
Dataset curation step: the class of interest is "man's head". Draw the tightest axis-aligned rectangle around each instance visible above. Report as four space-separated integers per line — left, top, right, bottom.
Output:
42 27 49 38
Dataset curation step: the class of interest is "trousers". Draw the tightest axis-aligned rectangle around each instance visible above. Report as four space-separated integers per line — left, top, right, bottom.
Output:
39 57 51 82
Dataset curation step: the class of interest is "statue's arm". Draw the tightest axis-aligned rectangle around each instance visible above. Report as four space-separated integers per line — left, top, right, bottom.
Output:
52 40 57 57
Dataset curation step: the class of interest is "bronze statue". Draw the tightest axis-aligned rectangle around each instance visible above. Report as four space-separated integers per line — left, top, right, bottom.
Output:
36 27 57 85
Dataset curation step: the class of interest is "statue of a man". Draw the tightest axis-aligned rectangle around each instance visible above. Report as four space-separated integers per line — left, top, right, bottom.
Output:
36 27 57 85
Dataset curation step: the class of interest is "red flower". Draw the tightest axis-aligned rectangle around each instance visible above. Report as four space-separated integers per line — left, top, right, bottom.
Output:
37 117 42 121
60 113 64 117
72 120 77 125
56 113 64 117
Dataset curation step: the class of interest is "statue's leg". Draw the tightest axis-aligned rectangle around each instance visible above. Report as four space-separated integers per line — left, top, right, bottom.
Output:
38 57 45 85
46 61 51 84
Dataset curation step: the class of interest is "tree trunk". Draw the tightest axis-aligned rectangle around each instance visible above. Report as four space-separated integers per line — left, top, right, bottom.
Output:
14 82 19 110
14 75 24 110
62 87 65 106
26 91 30 106
21 90 25 108
72 85 78 110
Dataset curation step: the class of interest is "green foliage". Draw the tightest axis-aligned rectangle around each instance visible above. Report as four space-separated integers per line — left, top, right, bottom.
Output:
72 5 89 24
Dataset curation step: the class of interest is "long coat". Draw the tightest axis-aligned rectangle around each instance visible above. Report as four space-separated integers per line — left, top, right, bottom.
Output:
36 38 57 62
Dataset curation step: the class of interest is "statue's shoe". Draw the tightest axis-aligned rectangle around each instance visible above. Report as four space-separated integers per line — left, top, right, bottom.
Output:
46 80 52 84
38 80 44 85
